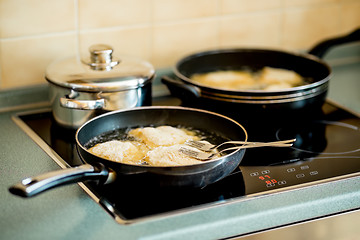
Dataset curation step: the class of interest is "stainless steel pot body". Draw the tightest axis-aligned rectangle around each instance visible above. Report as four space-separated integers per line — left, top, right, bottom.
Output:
49 81 152 129
45 44 155 129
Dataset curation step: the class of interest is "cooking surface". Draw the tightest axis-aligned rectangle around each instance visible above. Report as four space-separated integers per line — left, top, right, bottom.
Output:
14 100 360 223
2 47 360 239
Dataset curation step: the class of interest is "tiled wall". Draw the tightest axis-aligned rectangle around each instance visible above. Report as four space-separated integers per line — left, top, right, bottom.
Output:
0 0 359 89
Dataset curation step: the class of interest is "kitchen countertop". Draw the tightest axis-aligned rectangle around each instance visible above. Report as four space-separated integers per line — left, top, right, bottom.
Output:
1 44 360 240
237 209 360 240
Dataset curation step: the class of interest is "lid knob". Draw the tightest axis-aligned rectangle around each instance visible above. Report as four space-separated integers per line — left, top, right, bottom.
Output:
86 44 120 71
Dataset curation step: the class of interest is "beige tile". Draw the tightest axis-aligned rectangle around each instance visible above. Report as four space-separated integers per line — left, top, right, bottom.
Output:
151 20 219 68
0 0 75 38
153 0 218 22
282 5 341 50
2 0 359 90
219 12 282 48
78 27 152 62
284 0 340 7
340 1 360 34
78 0 152 29
221 0 282 14
0 35 76 89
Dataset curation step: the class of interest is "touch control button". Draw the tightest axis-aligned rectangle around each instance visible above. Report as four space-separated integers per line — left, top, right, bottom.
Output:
250 172 259 177
261 170 270 174
278 180 287 185
287 168 296 173
310 171 319 175
300 165 309 170
296 173 305 178
266 183 276 187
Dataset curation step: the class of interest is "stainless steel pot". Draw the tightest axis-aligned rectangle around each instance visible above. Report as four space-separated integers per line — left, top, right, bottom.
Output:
45 44 155 128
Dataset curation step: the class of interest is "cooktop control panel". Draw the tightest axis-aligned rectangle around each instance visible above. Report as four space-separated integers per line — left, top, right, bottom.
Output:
240 156 360 194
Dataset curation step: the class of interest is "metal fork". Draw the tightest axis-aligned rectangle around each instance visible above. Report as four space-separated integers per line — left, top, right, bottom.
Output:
179 140 295 161
185 139 296 152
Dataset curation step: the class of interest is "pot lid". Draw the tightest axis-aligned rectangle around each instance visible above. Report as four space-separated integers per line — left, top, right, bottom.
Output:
45 44 155 92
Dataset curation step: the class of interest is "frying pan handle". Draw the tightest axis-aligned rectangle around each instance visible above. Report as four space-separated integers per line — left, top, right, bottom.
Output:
308 28 360 58
161 76 201 101
9 164 114 198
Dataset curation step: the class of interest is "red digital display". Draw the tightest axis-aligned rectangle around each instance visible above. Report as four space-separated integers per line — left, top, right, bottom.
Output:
258 175 270 180
265 179 277 184
259 175 277 185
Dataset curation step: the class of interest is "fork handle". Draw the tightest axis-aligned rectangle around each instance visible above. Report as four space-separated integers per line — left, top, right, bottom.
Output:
217 139 296 149
218 143 293 155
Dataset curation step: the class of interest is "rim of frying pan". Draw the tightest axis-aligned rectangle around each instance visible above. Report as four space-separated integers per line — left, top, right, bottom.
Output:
174 48 332 94
75 106 248 169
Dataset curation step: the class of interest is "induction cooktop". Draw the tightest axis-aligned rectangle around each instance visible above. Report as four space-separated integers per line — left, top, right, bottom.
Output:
12 99 360 224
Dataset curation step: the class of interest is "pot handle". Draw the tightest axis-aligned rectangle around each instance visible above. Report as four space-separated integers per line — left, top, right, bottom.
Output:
161 76 201 100
308 28 360 58
60 97 105 110
60 90 105 110
9 164 115 198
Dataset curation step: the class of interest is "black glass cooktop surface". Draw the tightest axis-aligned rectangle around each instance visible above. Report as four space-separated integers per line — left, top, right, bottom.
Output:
15 101 360 223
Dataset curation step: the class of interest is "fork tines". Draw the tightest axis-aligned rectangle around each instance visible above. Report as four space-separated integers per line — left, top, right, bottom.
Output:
179 147 215 161
185 140 215 151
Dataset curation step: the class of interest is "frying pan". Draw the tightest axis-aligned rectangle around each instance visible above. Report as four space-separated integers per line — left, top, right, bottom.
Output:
162 29 360 120
9 106 248 197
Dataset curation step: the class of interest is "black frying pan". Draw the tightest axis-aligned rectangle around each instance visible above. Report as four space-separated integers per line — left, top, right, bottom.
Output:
162 29 360 120
9 106 248 197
